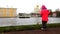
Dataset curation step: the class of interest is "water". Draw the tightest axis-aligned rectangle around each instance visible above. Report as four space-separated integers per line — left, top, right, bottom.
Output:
0 17 60 26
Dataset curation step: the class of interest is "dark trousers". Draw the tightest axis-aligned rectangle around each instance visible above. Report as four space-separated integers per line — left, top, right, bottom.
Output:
42 21 47 29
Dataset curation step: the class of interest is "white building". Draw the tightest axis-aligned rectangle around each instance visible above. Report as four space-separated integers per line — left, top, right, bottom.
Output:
31 5 40 17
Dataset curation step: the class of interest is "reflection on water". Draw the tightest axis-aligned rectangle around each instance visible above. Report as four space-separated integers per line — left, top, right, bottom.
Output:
0 17 60 26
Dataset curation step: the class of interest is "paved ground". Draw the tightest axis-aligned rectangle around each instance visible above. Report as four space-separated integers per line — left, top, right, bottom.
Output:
4 27 60 34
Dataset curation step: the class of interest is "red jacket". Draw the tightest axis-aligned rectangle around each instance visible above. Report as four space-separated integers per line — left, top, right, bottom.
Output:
40 5 50 21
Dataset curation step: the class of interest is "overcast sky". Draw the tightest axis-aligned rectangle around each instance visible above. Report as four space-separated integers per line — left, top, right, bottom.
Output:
0 0 60 14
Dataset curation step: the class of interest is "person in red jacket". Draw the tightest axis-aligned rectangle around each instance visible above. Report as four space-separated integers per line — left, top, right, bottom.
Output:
40 5 50 31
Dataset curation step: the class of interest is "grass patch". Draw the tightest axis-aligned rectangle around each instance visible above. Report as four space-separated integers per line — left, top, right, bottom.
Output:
0 23 60 32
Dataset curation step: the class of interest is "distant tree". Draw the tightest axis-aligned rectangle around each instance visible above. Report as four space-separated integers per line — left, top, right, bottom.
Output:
55 9 60 17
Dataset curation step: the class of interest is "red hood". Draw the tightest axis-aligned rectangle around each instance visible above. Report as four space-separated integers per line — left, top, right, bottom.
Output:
41 5 47 9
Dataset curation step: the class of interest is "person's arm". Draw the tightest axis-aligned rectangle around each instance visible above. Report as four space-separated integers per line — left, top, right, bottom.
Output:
48 10 50 15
